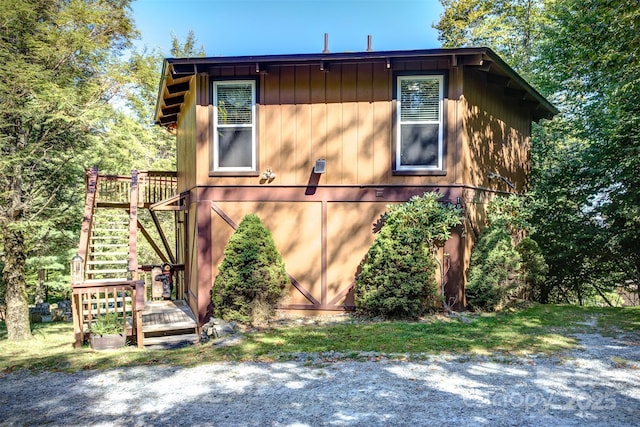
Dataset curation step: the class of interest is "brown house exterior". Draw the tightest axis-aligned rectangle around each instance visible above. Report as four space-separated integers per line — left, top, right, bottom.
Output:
154 47 557 325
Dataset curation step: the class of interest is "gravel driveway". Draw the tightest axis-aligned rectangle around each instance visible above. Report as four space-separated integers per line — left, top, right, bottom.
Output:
1 331 638 426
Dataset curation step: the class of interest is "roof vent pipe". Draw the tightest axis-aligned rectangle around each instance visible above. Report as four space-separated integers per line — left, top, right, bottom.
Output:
367 35 373 52
322 33 330 53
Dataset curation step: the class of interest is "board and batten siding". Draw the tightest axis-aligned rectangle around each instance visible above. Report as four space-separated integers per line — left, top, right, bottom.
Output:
461 68 532 192
193 59 458 187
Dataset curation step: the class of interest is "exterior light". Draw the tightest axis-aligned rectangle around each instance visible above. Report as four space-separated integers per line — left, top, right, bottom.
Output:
71 254 84 285
261 168 276 181
313 159 326 174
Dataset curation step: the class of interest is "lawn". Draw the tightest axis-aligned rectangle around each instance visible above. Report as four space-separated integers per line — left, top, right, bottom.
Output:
0 304 638 373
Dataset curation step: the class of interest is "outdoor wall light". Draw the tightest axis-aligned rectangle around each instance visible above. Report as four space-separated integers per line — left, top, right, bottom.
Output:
70 254 84 285
313 159 326 174
261 168 276 181
488 171 515 189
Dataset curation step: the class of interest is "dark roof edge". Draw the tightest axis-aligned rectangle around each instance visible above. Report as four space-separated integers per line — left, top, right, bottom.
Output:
165 47 489 64
480 48 559 118
156 47 558 124
154 59 170 125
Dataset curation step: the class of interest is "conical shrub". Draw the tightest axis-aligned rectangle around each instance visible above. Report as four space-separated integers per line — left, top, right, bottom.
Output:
212 214 288 324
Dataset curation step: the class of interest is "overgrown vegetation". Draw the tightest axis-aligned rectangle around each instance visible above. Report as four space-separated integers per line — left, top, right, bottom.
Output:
466 195 548 311
212 214 289 325
436 0 640 306
355 193 462 318
1 305 637 372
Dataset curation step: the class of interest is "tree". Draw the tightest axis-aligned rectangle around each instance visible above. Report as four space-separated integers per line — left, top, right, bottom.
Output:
170 30 206 57
436 0 640 305
434 0 546 74
0 0 138 339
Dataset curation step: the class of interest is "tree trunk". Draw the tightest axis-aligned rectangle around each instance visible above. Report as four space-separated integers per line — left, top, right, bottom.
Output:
2 226 32 340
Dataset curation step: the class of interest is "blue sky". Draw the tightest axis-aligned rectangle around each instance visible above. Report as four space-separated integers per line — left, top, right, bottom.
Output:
132 0 444 57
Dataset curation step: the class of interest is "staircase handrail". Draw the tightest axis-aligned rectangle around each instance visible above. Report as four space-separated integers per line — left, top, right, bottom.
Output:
77 167 99 271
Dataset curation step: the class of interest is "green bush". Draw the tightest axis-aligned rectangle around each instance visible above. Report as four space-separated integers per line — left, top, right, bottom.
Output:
466 224 522 311
212 214 288 325
466 195 550 311
516 237 549 302
355 193 462 319
90 312 125 336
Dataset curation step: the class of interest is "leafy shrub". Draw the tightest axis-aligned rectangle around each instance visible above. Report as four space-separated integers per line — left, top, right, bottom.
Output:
355 193 462 318
90 312 125 336
516 237 549 302
212 214 288 324
466 224 522 311
466 195 547 311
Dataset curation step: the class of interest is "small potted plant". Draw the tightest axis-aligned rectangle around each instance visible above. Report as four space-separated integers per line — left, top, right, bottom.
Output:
90 312 126 350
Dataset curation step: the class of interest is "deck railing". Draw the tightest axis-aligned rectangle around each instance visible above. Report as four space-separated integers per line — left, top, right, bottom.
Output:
94 170 177 206
71 280 145 348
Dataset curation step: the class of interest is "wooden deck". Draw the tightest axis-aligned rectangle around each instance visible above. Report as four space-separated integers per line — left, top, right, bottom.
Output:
140 300 199 348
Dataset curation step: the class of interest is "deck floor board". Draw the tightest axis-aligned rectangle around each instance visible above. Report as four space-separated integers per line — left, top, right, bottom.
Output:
141 300 197 334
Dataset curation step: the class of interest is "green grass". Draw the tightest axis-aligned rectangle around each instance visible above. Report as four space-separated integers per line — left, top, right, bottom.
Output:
1 304 638 373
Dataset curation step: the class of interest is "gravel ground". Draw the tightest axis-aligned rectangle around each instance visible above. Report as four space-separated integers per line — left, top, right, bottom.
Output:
0 327 638 426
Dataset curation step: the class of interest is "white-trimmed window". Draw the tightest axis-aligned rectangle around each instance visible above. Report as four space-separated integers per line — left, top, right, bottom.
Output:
212 80 256 172
396 75 444 172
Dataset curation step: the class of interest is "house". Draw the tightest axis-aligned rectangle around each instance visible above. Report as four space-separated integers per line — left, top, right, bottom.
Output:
72 45 556 347
153 44 556 322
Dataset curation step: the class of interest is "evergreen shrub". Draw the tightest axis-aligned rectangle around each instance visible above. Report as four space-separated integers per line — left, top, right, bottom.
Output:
466 195 548 311
466 224 522 311
355 193 462 318
212 214 288 324
515 237 549 302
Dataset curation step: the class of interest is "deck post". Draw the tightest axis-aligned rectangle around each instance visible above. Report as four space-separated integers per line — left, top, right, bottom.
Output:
135 280 145 348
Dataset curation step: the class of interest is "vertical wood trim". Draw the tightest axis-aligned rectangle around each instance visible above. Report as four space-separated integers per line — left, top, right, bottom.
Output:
196 200 212 325
451 66 464 184
128 170 139 277
321 200 327 304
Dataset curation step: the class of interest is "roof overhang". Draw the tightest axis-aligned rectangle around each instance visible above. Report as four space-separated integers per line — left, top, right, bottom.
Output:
154 47 558 127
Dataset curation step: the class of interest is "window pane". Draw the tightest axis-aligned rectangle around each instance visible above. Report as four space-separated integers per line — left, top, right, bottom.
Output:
218 128 253 168
217 83 253 125
400 78 440 122
400 123 439 167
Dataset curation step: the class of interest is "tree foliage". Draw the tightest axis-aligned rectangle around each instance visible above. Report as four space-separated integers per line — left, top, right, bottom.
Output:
0 0 138 339
212 214 289 325
436 0 640 305
435 0 546 73
355 193 462 318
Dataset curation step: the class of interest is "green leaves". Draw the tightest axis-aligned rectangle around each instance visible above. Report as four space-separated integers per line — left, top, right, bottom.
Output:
437 0 640 304
356 193 462 318
213 214 288 325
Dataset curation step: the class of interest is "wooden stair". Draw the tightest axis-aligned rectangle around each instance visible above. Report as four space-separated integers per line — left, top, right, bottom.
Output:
140 300 199 349
86 209 131 283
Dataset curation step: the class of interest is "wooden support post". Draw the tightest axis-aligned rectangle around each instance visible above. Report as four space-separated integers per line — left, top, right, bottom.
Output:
71 293 83 348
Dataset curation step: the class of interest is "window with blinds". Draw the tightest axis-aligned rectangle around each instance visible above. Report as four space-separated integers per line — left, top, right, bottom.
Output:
396 75 444 172
212 80 256 172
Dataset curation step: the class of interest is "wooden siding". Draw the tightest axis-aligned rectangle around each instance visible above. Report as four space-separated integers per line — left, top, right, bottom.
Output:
197 185 463 311
176 76 198 194
200 60 459 188
211 199 388 308
461 68 532 192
